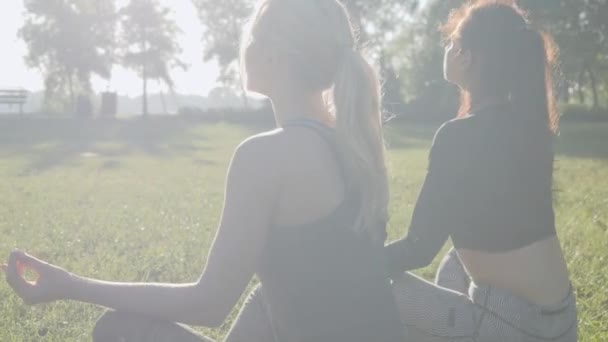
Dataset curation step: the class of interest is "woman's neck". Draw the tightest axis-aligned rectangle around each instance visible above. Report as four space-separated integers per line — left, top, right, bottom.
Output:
269 88 332 127
468 93 510 114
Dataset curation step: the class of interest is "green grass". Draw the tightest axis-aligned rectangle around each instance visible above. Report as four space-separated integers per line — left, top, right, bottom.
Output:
0 118 606 341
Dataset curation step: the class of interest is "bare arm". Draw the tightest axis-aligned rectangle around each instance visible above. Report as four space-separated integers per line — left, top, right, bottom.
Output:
4 133 283 327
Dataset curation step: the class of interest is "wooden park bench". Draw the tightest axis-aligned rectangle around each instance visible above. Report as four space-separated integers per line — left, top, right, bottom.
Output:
0 88 28 115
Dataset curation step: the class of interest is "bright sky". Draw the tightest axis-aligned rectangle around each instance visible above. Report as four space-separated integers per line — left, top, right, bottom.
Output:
0 0 221 96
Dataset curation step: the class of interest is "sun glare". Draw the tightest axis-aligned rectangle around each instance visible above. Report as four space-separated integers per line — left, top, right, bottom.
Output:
0 0 220 96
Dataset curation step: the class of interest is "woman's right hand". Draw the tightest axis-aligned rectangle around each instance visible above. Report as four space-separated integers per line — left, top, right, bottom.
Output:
2 250 73 305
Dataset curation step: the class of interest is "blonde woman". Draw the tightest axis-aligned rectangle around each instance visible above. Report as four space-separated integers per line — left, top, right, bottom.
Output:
3 0 405 341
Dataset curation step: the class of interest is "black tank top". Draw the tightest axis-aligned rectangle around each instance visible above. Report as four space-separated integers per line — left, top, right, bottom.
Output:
257 119 404 342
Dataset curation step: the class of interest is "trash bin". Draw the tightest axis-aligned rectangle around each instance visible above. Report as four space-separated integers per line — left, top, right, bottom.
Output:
76 94 93 118
100 91 117 118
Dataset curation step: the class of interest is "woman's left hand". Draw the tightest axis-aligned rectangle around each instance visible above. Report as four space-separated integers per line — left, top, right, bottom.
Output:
2 250 73 305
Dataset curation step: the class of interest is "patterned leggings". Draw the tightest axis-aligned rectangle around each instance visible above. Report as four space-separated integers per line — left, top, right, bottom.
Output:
91 249 577 342
392 248 577 342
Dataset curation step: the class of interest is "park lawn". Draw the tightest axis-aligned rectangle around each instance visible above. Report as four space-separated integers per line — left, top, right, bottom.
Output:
0 119 606 341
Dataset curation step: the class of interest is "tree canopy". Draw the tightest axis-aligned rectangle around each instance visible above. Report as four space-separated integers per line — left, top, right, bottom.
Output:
119 0 186 116
20 0 608 114
20 0 116 112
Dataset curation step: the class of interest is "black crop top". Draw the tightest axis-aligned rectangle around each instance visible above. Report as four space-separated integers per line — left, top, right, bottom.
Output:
386 106 557 274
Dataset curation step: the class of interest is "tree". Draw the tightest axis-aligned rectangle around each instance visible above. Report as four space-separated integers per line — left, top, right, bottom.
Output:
380 51 405 117
524 0 608 108
341 0 419 48
193 0 608 112
389 0 608 114
192 0 253 105
388 0 465 119
523 0 606 108
119 0 186 117
20 0 116 113
571 0 608 108
192 0 417 87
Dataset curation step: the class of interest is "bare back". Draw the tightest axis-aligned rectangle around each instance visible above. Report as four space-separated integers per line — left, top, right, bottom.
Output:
273 126 346 228
458 236 571 305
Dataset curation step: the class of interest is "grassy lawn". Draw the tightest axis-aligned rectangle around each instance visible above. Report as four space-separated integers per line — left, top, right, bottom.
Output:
0 118 606 341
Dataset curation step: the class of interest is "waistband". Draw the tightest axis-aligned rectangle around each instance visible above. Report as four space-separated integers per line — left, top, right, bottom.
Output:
469 282 577 340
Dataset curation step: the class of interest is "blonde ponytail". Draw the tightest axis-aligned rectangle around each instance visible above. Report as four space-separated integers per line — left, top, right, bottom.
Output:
332 48 389 236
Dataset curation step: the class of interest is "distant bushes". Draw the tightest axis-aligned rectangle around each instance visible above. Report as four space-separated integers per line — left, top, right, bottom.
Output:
390 84 460 124
392 100 608 124
560 104 608 122
173 99 608 126
178 105 275 125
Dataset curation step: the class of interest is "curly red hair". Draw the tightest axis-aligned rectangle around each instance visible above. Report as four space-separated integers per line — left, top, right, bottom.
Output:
441 0 560 133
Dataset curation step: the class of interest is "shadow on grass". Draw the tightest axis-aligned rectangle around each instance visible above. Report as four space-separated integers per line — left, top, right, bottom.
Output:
2 118 604 174
555 123 608 161
2 117 437 173
0 117 218 173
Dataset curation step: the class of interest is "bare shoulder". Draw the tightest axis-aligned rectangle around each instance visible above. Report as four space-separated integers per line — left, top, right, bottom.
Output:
235 128 286 155
232 126 325 175
231 128 288 173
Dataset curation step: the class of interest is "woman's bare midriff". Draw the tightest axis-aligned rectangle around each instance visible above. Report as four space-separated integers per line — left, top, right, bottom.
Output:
457 236 571 306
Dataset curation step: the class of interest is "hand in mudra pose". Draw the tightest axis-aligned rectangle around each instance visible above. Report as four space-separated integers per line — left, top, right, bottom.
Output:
3 250 72 305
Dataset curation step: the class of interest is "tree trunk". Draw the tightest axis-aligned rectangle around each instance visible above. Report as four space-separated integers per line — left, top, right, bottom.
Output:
142 67 148 117
142 29 149 118
68 72 76 114
577 66 586 104
585 62 599 108
159 81 168 114
560 79 570 103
